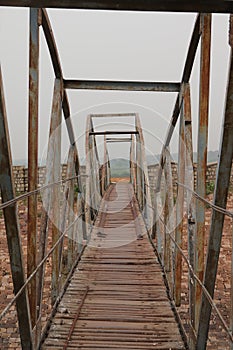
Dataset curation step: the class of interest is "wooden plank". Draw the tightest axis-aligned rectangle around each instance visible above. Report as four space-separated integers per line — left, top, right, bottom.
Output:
41 183 185 349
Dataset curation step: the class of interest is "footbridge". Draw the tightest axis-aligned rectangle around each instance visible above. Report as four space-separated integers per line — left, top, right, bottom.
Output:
0 3 233 350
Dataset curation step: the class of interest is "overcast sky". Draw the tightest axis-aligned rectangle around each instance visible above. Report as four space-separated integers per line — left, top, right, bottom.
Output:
0 8 231 164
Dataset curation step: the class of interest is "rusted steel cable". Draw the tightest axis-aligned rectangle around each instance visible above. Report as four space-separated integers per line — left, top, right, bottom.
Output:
0 210 86 321
146 181 233 218
0 174 87 210
62 286 89 350
158 215 233 344
176 181 233 218
145 180 233 342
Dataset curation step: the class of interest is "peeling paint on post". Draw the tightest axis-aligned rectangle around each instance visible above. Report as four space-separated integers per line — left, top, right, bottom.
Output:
0 66 33 349
195 13 211 331
28 7 40 329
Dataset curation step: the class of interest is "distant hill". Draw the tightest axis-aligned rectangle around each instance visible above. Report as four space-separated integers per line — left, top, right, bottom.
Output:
13 151 219 170
110 158 130 177
147 150 219 165
109 150 219 177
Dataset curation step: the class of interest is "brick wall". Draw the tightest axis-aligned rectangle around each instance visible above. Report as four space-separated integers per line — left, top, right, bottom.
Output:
148 161 233 195
12 165 86 194
11 161 232 195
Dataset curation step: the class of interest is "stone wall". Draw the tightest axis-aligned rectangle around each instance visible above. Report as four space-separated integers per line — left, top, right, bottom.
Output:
12 165 86 194
11 161 232 195
148 161 233 195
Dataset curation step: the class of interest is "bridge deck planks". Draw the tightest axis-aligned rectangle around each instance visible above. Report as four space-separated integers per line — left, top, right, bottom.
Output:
42 182 185 349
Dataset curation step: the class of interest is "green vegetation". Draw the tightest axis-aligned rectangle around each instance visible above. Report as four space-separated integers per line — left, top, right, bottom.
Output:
206 181 215 195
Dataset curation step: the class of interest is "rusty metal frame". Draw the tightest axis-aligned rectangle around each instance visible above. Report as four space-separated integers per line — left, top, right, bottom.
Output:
1 3 232 350
0 66 33 349
183 83 196 347
27 7 40 330
1 0 233 13
91 113 136 118
89 130 138 136
196 18 233 349
174 93 185 307
49 78 62 305
64 80 181 92
106 138 132 142
156 14 201 189
195 13 212 332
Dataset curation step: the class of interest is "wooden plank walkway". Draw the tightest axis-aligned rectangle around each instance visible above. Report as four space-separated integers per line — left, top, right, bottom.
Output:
42 182 185 349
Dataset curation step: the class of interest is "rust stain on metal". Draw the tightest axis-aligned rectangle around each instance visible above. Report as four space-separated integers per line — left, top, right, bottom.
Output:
195 13 211 331
28 7 40 328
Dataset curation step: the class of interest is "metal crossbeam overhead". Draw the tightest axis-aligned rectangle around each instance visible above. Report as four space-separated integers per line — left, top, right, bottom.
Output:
1 0 233 13
106 138 132 142
64 80 181 92
91 113 136 118
89 131 138 135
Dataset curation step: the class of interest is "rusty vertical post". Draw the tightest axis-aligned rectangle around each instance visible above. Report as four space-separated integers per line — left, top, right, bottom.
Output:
231 221 233 350
62 146 75 275
174 91 185 306
196 15 233 349
184 83 196 347
102 135 107 195
130 136 133 184
230 219 233 350
195 13 211 331
28 7 40 328
106 148 111 187
152 189 163 254
164 148 173 276
50 78 62 305
136 133 142 208
136 114 153 231
0 66 33 349
130 135 137 192
85 115 92 230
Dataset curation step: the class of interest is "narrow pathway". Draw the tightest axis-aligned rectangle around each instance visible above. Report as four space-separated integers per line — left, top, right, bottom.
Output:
42 183 185 349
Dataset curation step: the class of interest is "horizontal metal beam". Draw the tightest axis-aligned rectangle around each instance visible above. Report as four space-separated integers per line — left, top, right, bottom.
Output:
91 113 136 118
64 80 181 92
89 131 138 136
106 138 132 143
1 1 233 13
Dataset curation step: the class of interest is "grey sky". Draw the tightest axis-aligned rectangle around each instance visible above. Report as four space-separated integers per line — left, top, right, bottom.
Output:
0 8 230 163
